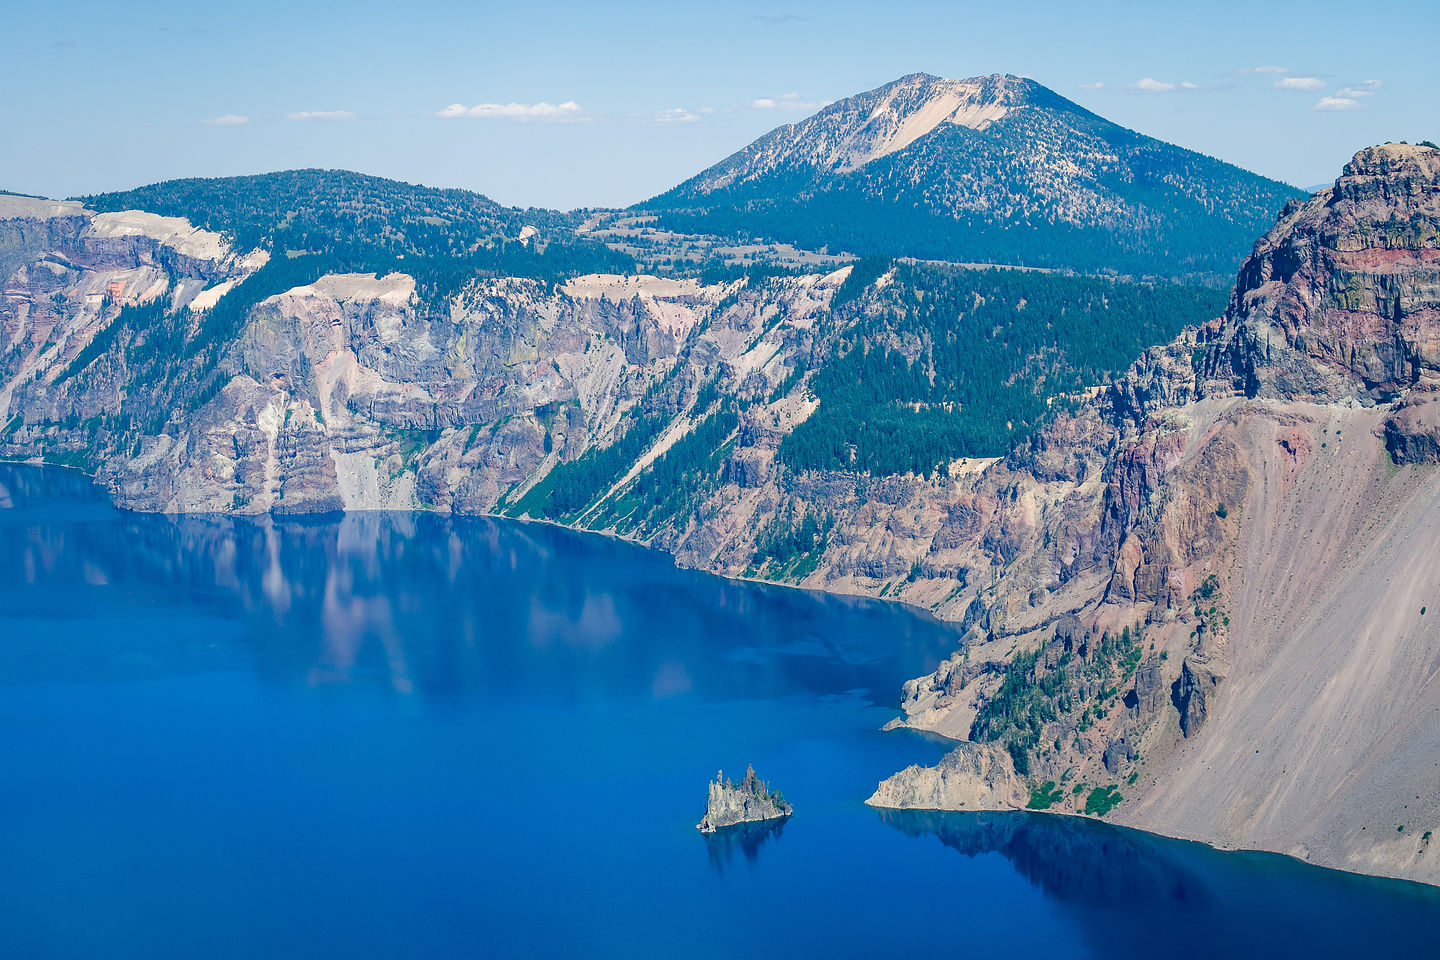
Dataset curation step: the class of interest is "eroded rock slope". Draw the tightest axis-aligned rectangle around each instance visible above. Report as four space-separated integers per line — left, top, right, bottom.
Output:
867 143 1440 886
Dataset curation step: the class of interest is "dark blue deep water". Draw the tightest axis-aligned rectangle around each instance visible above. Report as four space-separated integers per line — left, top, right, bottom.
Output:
1 464 1437 958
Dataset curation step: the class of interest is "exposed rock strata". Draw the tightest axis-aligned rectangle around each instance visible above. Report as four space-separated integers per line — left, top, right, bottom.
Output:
868 144 1440 887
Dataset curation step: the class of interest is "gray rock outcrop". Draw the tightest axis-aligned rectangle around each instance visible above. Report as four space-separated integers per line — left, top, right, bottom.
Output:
1173 655 1224 738
697 765 793 833
866 741 1027 810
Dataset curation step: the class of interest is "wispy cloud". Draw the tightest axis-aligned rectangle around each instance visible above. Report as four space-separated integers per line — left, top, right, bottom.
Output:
287 110 356 121
653 107 701 124
206 114 250 126
1275 77 1325 90
1237 65 1289 76
1337 80 1382 98
1078 81 1104 91
436 101 583 120
1313 96 1362 112
1126 77 1202 93
752 92 827 111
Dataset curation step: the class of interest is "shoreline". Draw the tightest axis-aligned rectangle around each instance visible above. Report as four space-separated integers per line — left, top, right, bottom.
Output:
869 803 1440 893
3 459 1434 890
1 455 951 623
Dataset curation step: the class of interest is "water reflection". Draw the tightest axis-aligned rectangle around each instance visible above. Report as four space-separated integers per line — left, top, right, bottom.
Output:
0 464 958 709
702 818 789 873
876 809 1440 956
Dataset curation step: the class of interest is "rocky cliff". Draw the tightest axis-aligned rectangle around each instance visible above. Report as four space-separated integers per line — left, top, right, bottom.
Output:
866 143 1440 886
698 765 793 833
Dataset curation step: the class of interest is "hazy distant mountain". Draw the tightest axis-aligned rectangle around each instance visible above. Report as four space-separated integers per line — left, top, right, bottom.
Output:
644 73 1304 281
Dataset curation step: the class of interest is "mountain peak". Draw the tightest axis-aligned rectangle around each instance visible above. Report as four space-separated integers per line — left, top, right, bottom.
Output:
645 71 1301 280
703 73 1046 189
650 72 1071 200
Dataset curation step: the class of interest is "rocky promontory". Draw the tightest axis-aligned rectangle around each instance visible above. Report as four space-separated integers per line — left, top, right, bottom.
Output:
698 765 793 833
866 143 1440 886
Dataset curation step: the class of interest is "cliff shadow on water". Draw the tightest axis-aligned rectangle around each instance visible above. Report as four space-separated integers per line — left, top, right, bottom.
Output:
875 809 1440 956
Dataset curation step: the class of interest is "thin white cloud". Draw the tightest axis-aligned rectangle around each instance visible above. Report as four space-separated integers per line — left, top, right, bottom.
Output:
1313 96 1362 111
287 110 356 121
1336 80 1382 98
751 92 827 111
1275 77 1325 90
1180 81 1199 89
653 108 700 124
1237 65 1289 76
1078 81 1104 91
436 100 583 120
1130 78 1177 93
206 114 250 125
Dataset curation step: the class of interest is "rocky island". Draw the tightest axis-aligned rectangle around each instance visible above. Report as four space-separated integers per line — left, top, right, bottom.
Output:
698 766 793 833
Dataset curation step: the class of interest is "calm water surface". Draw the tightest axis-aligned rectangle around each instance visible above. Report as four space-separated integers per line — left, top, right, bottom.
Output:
1 464 1436 958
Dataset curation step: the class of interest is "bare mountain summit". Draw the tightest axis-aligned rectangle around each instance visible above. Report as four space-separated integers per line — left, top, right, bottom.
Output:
675 73 1032 186
646 73 1303 280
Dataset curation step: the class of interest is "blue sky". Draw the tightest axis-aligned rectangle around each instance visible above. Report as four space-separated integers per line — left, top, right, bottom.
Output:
4 0 1436 209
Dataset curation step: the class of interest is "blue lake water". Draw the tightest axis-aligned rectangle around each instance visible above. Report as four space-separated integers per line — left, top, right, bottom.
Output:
1 463 1436 958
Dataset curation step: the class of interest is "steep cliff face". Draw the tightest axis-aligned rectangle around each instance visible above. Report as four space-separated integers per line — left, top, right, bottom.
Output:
868 143 1440 886
0 201 848 518
1199 143 1440 403
0 198 263 422
0 192 1188 635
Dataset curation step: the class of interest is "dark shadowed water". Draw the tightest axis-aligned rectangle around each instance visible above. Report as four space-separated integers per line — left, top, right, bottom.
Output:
1 464 1436 958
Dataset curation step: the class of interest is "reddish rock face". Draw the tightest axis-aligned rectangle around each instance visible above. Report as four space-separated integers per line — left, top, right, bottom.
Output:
880 147 1440 889
1200 144 1440 403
